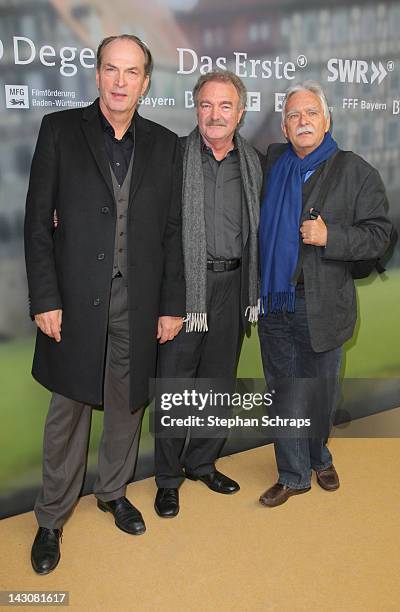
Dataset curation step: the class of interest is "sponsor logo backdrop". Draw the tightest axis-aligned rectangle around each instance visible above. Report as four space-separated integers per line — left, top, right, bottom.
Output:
0 0 399 515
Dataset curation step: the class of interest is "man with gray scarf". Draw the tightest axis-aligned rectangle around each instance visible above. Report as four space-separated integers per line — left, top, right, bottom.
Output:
154 71 263 517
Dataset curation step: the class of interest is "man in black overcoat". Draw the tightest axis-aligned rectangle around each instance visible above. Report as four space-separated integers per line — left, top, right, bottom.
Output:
24 34 185 574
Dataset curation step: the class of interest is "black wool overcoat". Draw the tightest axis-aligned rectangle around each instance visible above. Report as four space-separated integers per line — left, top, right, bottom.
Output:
24 100 185 411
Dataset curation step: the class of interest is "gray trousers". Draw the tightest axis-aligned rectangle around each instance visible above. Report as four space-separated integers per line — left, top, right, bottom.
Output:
35 277 144 529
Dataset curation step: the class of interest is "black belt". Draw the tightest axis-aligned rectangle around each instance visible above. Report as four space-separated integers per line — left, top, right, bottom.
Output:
207 259 241 272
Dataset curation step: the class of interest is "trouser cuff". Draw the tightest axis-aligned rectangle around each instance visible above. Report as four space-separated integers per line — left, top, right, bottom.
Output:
278 478 311 490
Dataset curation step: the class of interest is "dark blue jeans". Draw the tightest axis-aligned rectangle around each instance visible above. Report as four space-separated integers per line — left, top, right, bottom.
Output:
258 289 342 489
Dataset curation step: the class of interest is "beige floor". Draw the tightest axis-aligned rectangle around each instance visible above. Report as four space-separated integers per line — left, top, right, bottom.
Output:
1 433 400 611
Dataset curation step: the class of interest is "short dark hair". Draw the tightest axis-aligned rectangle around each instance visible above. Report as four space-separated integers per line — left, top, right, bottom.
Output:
96 34 153 76
192 70 247 109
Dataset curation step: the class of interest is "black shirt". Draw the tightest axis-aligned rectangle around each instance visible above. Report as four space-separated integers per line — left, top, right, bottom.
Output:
202 140 243 260
99 107 135 185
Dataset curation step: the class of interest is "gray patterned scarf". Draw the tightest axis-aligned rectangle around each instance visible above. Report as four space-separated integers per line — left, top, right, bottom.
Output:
182 127 262 332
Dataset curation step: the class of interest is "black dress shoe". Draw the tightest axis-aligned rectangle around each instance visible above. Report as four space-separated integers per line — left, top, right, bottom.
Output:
31 527 62 575
185 470 240 494
97 496 146 535
154 488 179 518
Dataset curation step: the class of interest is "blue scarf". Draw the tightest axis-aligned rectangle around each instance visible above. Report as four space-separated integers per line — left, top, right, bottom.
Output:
259 132 338 313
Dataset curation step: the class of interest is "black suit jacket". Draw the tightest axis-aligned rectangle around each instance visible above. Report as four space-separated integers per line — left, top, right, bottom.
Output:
24 100 185 410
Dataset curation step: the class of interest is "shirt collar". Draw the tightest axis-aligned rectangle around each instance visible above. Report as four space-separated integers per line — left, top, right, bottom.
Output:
98 103 135 140
200 137 238 161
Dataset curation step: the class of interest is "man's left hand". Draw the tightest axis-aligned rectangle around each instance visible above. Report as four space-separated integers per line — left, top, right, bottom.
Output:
157 316 184 344
300 210 328 246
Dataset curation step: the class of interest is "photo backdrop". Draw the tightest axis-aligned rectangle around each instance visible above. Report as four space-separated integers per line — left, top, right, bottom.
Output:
1 0 399 517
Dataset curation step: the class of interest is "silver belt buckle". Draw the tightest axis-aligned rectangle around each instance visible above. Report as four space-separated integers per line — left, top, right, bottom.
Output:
213 261 225 272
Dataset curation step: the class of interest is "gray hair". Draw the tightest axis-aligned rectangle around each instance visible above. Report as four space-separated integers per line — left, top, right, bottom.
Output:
192 70 247 109
281 80 330 126
96 34 153 76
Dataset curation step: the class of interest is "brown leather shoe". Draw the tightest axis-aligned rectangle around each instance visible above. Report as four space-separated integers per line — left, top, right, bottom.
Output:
315 465 340 491
259 482 311 507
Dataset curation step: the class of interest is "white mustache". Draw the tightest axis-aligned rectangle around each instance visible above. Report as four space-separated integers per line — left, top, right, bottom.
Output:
296 125 315 135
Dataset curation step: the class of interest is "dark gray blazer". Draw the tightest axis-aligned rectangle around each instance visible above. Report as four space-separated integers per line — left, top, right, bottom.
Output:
262 143 392 352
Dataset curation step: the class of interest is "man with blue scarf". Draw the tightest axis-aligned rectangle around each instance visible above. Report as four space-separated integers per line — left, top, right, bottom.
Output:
258 81 392 507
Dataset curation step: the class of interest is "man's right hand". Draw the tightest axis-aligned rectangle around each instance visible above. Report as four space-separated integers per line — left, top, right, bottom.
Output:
34 309 63 342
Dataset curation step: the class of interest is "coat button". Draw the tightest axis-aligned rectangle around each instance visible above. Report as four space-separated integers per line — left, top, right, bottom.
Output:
101 206 110 214
97 252 105 260
93 297 100 306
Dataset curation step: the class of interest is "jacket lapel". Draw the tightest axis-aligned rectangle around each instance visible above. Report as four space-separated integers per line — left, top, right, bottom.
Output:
129 112 154 205
300 154 337 221
81 100 114 200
